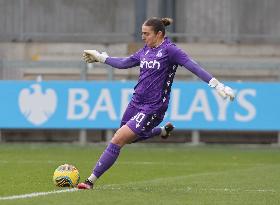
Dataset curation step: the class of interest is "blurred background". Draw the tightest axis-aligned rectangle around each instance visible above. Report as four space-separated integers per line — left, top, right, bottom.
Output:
0 0 280 144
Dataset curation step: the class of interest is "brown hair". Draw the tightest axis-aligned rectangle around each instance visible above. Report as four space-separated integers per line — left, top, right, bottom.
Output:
144 17 173 36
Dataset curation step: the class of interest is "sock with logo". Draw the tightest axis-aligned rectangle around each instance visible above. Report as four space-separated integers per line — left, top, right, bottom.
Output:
87 173 98 185
92 143 121 178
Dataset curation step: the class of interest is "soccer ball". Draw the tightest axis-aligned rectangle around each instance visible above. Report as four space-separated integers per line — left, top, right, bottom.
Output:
53 164 80 187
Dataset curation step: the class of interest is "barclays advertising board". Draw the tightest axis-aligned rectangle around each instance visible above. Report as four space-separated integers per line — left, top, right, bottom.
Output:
0 80 279 131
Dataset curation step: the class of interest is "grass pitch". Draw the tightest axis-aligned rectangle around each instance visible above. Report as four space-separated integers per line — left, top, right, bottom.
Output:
0 143 280 205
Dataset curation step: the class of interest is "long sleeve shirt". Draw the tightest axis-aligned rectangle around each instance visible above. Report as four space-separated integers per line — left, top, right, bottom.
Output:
105 37 213 112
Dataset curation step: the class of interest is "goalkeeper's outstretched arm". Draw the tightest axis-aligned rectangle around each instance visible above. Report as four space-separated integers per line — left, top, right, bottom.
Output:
83 50 139 69
168 46 235 101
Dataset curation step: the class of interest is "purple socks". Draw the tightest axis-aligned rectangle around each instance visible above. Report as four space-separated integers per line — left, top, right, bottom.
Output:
151 127 162 136
92 128 162 178
93 143 121 178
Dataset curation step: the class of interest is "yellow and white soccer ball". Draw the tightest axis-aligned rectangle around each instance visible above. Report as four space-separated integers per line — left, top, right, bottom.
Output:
53 164 80 187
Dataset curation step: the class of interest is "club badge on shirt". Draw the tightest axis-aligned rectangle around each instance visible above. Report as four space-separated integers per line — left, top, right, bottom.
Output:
156 49 162 57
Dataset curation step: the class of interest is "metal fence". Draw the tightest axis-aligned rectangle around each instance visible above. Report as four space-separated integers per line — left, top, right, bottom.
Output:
1 59 280 81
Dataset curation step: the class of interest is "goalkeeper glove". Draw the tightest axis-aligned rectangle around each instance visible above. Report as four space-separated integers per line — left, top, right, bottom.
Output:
209 78 235 101
82 50 108 63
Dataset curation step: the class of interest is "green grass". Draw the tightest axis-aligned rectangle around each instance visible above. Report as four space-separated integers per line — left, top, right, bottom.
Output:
0 143 280 205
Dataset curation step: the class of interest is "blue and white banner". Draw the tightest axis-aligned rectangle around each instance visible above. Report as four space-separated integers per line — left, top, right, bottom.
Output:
0 80 279 131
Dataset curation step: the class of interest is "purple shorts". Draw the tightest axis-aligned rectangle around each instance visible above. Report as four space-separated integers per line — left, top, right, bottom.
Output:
120 102 167 137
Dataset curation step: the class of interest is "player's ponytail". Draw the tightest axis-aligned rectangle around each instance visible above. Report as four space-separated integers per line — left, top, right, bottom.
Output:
161 18 173 27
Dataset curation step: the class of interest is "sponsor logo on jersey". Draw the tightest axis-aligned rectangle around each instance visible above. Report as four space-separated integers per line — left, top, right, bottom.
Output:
140 59 160 69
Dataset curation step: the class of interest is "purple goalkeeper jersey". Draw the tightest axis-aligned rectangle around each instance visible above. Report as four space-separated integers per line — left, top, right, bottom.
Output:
105 37 213 112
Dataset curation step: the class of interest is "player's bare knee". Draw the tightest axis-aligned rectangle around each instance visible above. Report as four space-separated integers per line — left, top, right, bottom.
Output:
111 130 125 147
111 127 135 147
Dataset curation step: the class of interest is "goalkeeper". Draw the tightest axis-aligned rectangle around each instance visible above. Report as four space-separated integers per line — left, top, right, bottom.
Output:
78 17 235 189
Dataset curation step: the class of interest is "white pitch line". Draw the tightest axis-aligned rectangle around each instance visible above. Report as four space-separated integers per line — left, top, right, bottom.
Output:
0 188 78 201
201 188 276 193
